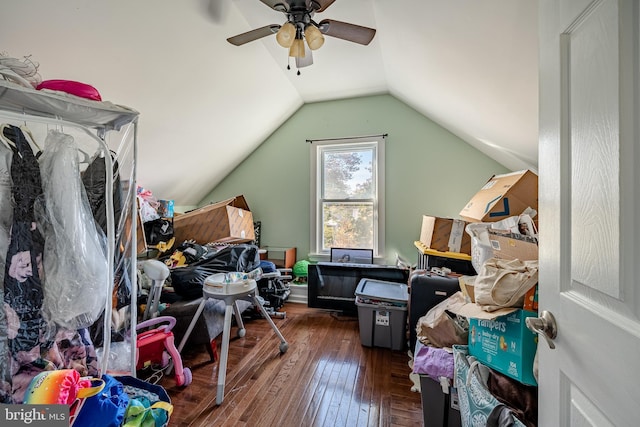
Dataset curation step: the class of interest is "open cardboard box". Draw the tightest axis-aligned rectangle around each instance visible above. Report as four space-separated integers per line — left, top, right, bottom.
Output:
173 195 255 245
488 230 538 261
419 215 471 255
459 170 538 223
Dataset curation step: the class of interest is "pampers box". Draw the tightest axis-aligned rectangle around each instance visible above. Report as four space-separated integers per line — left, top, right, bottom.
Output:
468 309 538 386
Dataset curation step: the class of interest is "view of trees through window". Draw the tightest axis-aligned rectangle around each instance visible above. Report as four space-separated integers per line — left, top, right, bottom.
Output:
321 147 375 251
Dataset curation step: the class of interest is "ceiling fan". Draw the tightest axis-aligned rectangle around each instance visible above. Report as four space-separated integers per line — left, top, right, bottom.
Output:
227 0 376 71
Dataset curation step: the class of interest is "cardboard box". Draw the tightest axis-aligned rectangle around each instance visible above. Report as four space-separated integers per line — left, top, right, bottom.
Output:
136 213 147 254
261 246 297 269
458 276 476 303
459 170 538 223
468 309 538 386
420 215 471 255
488 230 538 261
522 284 538 312
172 195 255 245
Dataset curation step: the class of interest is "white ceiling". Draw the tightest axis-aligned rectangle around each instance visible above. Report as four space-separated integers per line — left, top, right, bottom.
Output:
1 0 538 205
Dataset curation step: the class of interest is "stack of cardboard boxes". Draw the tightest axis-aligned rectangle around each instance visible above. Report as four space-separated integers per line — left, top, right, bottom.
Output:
414 170 539 426
453 170 539 387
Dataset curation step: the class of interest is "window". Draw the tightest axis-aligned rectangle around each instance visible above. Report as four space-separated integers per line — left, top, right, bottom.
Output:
310 135 385 259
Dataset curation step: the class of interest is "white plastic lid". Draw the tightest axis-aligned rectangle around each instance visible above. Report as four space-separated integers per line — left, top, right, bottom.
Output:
355 279 408 303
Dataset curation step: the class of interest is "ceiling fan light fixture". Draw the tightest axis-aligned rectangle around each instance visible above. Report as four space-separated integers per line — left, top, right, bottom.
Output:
289 38 306 58
304 24 325 50
276 22 296 48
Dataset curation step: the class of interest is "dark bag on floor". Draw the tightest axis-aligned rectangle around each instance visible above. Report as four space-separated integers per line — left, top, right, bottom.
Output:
170 244 260 299
144 218 174 246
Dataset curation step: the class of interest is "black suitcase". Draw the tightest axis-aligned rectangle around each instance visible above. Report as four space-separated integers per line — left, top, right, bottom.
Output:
409 271 461 353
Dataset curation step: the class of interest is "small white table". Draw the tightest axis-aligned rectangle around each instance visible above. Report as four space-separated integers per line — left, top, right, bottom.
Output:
176 277 288 405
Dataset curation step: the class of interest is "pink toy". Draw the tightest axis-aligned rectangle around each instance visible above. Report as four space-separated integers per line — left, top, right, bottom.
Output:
136 316 192 386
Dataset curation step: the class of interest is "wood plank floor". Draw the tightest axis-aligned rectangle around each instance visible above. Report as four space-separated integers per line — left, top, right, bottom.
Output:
160 303 423 426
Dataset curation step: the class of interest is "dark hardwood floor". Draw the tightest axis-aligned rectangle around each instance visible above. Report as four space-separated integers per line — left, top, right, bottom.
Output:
160 303 423 426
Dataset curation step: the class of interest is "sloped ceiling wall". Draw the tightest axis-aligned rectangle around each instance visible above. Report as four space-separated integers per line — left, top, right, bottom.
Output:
1 0 537 205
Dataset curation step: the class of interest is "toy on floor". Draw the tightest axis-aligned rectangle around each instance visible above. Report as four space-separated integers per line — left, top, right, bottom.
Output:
136 316 192 386
141 259 170 321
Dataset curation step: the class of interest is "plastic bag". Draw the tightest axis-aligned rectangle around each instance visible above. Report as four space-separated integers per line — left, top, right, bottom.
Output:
416 292 468 348
137 186 160 223
466 222 495 273
465 209 538 273
35 130 108 330
144 218 174 246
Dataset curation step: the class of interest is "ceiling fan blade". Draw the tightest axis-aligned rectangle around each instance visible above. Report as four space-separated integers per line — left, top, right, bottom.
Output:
310 0 336 13
318 19 376 45
227 25 281 46
259 0 290 12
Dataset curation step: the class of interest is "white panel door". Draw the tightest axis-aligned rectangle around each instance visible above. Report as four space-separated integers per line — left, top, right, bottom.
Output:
538 0 640 425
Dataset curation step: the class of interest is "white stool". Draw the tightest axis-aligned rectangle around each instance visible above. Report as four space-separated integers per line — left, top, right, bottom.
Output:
176 276 288 405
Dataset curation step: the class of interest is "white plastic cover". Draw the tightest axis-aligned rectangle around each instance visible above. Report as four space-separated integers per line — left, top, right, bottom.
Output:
36 130 108 330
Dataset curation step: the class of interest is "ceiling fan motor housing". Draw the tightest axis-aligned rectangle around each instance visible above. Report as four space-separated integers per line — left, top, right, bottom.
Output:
227 0 376 49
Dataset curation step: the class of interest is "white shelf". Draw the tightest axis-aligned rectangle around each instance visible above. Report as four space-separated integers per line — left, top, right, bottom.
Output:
0 80 138 130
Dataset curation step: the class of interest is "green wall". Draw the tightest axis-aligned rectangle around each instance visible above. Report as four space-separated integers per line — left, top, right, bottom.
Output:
198 94 509 264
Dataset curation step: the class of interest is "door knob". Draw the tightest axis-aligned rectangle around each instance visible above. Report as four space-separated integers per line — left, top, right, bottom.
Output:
525 310 558 349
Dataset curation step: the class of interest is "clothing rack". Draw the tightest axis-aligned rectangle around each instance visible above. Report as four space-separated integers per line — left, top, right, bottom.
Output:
0 80 140 391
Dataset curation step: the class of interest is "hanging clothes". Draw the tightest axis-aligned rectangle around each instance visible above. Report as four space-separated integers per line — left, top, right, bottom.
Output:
82 151 123 235
1 124 47 403
0 126 100 404
0 133 12 285
82 152 131 312
0 128 14 403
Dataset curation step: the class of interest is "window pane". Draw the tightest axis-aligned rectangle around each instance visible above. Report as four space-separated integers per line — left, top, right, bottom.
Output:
322 202 374 250
322 148 373 199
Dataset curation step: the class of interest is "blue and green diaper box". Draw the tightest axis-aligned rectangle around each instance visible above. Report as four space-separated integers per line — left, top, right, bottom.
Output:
468 309 538 386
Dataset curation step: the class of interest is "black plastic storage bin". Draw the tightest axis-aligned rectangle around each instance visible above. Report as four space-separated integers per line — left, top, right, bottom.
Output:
420 375 462 427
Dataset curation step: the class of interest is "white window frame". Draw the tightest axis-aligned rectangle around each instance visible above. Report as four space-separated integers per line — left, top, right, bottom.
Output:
309 135 385 261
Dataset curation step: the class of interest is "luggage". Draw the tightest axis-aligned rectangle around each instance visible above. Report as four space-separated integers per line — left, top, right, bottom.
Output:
409 271 461 353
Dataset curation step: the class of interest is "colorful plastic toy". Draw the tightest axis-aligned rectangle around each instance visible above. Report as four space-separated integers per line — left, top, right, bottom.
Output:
136 316 192 386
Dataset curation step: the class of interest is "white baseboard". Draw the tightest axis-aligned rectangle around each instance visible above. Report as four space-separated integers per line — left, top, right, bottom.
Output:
288 284 308 304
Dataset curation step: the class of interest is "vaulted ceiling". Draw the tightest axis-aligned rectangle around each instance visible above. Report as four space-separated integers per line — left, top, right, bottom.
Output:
1 0 538 205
